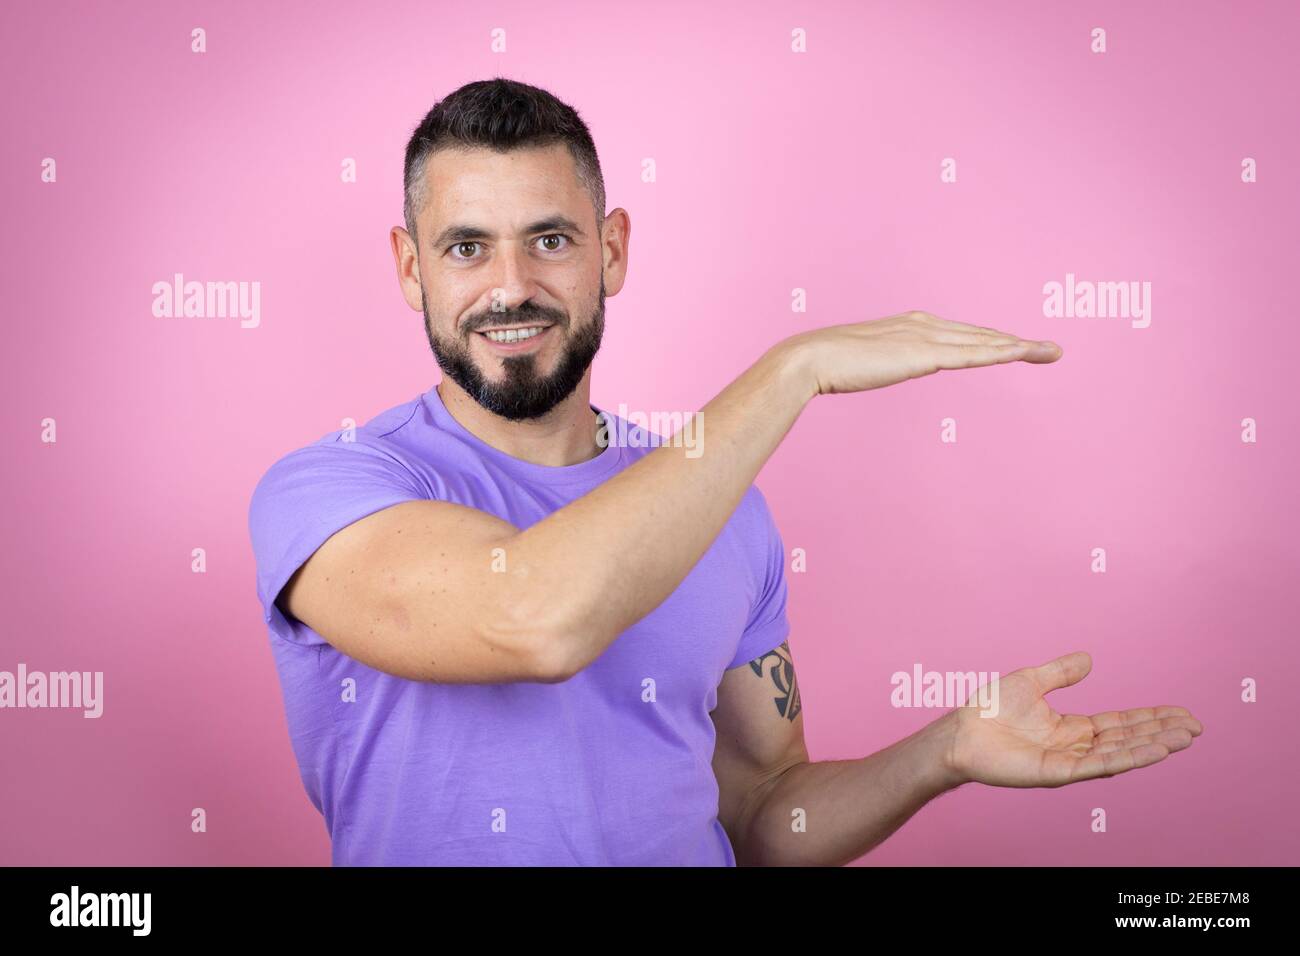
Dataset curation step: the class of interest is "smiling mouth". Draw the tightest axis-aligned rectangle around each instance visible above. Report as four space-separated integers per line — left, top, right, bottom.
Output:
476 324 554 344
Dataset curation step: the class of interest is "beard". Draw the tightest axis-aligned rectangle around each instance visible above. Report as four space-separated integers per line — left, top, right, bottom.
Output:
422 276 605 421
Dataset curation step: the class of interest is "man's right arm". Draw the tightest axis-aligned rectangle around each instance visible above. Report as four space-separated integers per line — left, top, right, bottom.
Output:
279 312 1062 684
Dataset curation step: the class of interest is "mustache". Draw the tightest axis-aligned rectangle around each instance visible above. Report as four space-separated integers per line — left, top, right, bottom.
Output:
466 305 566 333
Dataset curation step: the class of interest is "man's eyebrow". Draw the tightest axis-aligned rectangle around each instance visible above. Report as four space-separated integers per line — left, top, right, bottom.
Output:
430 216 586 249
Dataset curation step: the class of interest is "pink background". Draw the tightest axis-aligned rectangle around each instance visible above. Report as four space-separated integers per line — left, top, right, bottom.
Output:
3 0 1296 866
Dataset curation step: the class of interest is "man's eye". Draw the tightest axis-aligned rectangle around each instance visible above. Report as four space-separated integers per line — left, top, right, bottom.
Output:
449 235 569 260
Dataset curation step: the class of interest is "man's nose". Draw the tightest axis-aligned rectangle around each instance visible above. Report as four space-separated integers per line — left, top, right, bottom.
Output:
486 240 540 314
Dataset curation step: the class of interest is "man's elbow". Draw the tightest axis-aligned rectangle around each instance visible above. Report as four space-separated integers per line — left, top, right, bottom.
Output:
730 764 815 866
486 601 581 684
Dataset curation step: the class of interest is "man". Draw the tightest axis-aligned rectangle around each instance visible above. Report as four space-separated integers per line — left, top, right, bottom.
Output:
247 77 1203 866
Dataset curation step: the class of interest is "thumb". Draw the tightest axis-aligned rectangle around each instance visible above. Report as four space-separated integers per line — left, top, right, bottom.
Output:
1029 651 1093 694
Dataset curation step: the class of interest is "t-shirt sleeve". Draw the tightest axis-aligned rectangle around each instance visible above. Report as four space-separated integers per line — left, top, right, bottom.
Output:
247 438 428 646
726 486 792 670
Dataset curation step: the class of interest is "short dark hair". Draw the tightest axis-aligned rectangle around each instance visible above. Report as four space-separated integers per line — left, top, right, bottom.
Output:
402 77 606 248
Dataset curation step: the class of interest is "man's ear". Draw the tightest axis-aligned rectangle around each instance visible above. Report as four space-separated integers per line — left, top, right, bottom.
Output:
597 206 631 297
390 225 427 312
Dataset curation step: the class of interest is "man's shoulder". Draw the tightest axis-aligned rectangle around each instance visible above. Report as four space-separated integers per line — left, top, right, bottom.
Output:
317 393 428 448
248 393 434 505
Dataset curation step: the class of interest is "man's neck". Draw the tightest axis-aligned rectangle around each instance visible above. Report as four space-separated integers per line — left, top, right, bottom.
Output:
437 378 603 468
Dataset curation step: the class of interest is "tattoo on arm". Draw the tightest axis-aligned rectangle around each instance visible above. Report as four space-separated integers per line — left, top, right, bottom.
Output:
748 640 801 721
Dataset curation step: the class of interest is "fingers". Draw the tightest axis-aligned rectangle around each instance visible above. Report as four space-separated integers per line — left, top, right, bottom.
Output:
928 339 1061 371
1089 706 1201 736
1054 712 1202 784
909 311 1042 342
1063 741 1172 783
907 311 1001 334
1091 713 1204 742
913 325 1022 347
905 312 1063 364
1093 718 1203 745
1019 341 1063 363
927 342 1040 370
1019 340 1060 361
1089 729 1195 759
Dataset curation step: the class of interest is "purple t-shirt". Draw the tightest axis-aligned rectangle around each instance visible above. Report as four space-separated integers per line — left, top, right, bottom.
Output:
247 383 790 866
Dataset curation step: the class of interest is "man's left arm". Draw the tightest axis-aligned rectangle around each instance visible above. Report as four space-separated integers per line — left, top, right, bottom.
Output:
712 644 1205 867
711 638 962 867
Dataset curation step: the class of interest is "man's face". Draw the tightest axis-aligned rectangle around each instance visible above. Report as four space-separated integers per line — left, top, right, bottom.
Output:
415 144 606 421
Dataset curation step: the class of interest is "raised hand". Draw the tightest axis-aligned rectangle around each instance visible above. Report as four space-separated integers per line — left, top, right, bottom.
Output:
785 310 1062 397
943 652 1204 789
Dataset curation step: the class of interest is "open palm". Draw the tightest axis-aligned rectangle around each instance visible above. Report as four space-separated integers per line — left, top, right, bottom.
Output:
948 652 1203 788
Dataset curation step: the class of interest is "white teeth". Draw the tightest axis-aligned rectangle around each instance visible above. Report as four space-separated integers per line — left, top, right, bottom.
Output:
484 326 546 343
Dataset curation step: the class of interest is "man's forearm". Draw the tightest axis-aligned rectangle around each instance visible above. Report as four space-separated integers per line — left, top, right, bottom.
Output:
499 339 817 676
734 711 967 866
